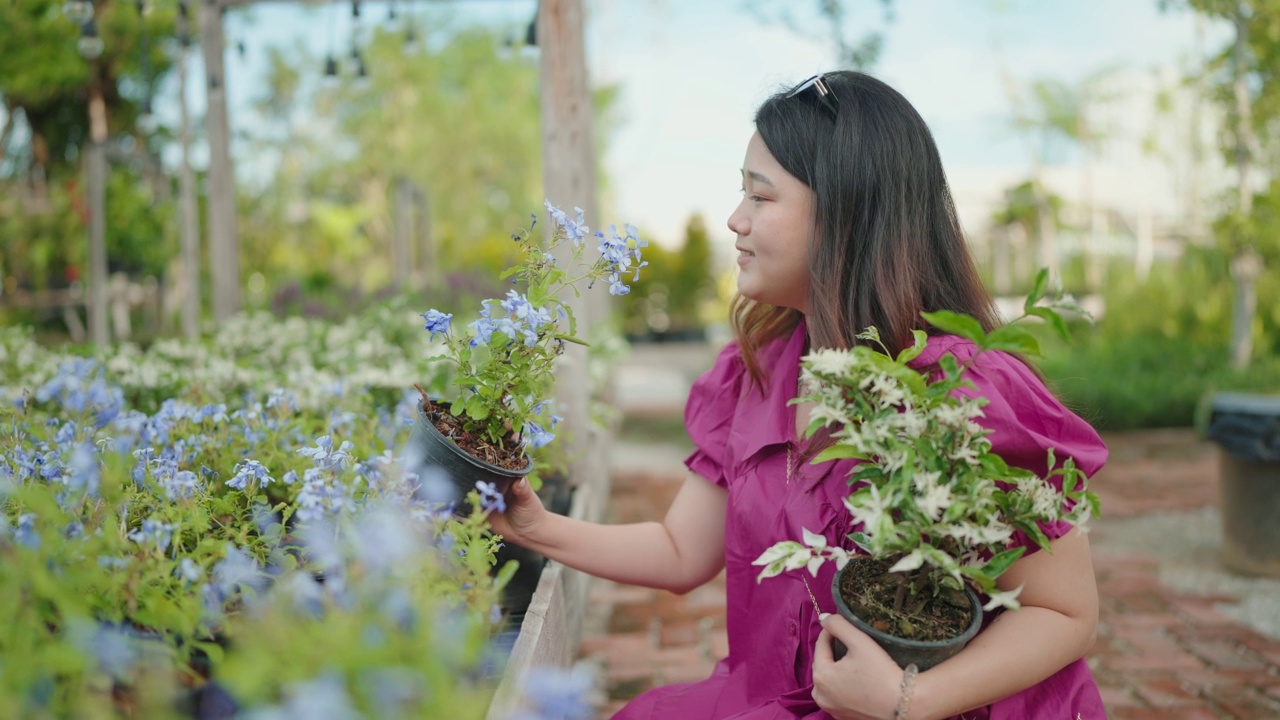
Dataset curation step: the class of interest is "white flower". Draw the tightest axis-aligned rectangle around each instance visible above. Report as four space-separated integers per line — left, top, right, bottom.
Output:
843 485 891 533
983 585 1024 611
803 349 857 377
808 402 851 428
915 480 953 522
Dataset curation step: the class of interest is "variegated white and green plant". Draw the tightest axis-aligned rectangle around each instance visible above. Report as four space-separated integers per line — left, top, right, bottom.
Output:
753 271 1101 612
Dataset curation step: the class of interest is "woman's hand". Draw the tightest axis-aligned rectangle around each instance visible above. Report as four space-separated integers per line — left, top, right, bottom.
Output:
812 613 906 720
485 477 548 546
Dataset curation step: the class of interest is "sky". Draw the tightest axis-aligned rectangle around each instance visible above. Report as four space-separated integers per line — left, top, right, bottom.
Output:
172 0 1229 249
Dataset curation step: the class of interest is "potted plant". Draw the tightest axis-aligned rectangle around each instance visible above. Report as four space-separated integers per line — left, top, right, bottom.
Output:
410 202 648 501
753 272 1100 670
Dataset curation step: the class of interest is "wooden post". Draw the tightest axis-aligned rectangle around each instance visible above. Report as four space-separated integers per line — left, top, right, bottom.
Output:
177 7 201 338
200 0 241 322
539 0 601 482
538 0 607 657
86 83 110 345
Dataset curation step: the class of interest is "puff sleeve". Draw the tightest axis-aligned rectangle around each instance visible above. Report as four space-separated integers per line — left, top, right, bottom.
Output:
683 343 746 489
952 344 1108 554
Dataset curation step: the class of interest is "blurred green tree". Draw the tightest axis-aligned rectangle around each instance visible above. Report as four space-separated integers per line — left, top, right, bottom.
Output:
0 0 175 298
1159 0 1280 369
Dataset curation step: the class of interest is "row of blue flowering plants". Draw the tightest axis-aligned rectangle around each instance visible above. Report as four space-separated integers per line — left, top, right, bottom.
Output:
0 301 596 719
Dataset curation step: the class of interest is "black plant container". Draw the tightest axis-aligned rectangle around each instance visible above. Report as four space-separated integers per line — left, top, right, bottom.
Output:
406 403 533 505
831 558 983 671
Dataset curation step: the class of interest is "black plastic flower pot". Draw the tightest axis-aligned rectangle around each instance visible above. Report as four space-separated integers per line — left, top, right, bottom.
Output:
407 403 533 508
831 557 983 671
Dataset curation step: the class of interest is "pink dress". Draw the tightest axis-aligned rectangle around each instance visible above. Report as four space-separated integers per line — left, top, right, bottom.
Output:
613 321 1109 720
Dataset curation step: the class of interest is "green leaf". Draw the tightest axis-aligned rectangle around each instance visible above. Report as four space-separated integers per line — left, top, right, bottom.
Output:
921 310 985 344
1025 306 1071 343
815 445 866 463
193 641 225 665
1024 268 1050 312
980 547 1026 579
895 329 928 365
983 325 1041 356
493 559 519 589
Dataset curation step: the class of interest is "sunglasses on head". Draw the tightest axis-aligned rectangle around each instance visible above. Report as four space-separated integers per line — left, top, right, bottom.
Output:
786 74 840 119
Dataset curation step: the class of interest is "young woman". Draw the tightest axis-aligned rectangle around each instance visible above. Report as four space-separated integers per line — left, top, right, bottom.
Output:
489 71 1108 720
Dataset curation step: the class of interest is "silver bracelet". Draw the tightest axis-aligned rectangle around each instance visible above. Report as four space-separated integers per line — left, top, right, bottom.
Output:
892 663 918 720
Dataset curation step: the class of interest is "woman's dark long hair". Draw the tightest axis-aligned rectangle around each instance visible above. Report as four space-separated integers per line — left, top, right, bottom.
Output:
734 71 999 386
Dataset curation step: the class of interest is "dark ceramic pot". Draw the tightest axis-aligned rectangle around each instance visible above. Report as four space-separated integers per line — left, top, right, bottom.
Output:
407 403 533 506
831 558 983 671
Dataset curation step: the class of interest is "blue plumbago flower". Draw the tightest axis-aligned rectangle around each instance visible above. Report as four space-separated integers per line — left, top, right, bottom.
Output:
281 469 299 486
276 571 325 619
364 667 419 719
596 224 649 296
265 389 298 414
328 410 357 433
544 201 590 247
98 556 130 570
281 672 361 720
468 317 496 347
163 470 201 501
177 557 204 585
518 664 598 720
13 513 38 549
211 546 266 601
128 518 177 552
353 503 417 572
67 442 100 496
54 420 78 445
193 403 229 425
522 421 555 450
421 309 453 339
476 480 506 513
295 468 352 523
228 459 274 491
131 447 155 486
68 621 140 682
298 435 353 470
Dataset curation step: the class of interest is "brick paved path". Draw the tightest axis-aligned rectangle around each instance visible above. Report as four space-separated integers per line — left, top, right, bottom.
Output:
578 429 1280 719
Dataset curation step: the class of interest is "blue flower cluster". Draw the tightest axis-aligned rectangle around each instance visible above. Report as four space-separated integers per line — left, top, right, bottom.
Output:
595 223 649 296
0 303 561 718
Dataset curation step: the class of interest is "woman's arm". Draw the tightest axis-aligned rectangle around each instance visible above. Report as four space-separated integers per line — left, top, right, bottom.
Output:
813 528 1099 720
487 474 728 595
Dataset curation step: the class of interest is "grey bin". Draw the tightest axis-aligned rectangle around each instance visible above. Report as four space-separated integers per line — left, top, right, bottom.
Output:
1204 392 1280 577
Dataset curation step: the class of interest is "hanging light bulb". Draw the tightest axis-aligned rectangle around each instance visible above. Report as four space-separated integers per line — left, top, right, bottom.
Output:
62 0 93 25
78 17 104 60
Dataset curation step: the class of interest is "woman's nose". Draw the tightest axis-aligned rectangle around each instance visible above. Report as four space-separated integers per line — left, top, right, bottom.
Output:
727 202 748 236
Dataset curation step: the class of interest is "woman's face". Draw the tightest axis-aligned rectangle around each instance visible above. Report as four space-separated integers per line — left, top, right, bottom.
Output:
727 132 816 313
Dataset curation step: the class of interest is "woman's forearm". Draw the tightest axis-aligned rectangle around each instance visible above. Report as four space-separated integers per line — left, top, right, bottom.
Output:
909 605 1096 720
517 475 727 594
520 514 708 593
